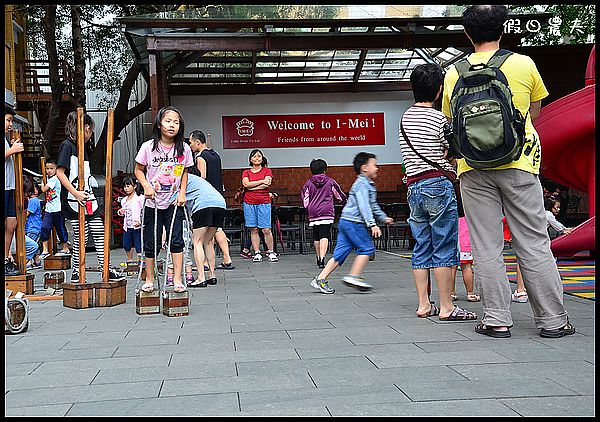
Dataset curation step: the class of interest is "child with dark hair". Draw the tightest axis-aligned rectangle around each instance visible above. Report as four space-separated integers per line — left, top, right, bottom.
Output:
40 158 71 257
134 106 194 293
56 110 124 282
301 158 346 268
310 152 392 294
5 103 24 275
117 176 144 263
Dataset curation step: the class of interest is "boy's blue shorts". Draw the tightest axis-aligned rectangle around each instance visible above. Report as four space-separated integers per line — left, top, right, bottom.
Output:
332 218 375 266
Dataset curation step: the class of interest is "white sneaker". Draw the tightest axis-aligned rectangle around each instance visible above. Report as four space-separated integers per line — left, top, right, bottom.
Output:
342 275 372 290
267 251 278 262
252 252 263 262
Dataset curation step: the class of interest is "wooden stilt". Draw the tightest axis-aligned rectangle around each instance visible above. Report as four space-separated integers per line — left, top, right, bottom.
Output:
135 289 161 315
63 107 94 309
162 291 189 317
5 129 34 296
43 270 66 289
94 108 126 307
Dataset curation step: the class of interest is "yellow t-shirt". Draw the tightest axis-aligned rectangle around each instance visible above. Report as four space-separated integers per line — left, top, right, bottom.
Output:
442 50 549 176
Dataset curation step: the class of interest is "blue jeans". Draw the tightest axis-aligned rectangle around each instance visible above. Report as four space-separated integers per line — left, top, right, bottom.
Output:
407 176 459 269
332 218 375 266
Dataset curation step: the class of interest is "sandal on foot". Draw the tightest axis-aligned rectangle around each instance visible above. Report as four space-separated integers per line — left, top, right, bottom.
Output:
450 294 459 301
141 282 155 292
173 284 187 293
539 321 576 338
475 322 511 338
416 303 440 318
439 306 477 321
466 293 481 302
188 280 207 288
216 262 235 270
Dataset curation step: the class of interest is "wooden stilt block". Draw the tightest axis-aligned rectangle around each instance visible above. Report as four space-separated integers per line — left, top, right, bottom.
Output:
135 289 161 315
43 271 66 289
5 299 28 334
5 274 35 296
120 261 140 276
162 290 189 317
43 255 71 270
62 282 95 309
94 280 127 307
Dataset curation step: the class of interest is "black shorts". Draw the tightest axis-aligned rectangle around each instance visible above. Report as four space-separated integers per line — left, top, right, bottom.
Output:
312 224 332 241
5 190 16 218
192 207 225 229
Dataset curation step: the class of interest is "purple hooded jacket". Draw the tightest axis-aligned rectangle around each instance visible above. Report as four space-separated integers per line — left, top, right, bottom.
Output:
301 174 347 223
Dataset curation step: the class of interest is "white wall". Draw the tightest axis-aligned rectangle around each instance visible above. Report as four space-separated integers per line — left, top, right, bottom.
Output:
173 91 413 169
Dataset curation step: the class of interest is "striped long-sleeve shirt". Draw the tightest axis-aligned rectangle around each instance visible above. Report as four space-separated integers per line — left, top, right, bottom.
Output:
399 105 455 182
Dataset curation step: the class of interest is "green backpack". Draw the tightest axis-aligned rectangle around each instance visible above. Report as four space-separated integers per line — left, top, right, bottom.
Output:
449 49 527 169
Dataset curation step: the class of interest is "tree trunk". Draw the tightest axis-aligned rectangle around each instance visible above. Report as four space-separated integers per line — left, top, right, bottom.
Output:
90 62 150 173
71 5 86 108
41 5 63 158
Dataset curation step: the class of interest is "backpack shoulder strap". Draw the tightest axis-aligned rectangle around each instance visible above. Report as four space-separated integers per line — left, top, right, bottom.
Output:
487 49 513 69
454 58 471 76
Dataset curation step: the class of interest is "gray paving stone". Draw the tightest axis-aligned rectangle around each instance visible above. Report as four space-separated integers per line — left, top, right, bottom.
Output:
65 393 240 416
450 360 595 381
169 348 300 366
6 368 99 390
5 404 73 416
31 355 171 375
328 398 520 416
499 396 595 416
236 355 376 376
92 362 236 384
5 381 162 408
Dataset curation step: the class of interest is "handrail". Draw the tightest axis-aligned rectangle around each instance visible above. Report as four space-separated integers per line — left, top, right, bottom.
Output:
15 59 74 97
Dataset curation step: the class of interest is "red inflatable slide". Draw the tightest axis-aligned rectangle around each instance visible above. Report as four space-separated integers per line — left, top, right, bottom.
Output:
535 45 595 256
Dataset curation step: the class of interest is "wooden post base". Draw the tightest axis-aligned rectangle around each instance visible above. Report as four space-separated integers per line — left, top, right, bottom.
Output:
135 289 161 315
94 280 127 307
162 290 189 317
62 282 95 309
5 274 35 295
43 271 67 289
43 255 71 270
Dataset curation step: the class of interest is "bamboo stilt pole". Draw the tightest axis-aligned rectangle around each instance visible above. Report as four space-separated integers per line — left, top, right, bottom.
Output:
12 130 26 275
102 109 114 281
77 107 86 284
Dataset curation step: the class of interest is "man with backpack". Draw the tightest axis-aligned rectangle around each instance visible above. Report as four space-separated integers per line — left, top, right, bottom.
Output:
442 5 574 339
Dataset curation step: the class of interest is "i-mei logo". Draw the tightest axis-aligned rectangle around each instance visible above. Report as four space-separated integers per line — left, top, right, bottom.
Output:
236 118 254 137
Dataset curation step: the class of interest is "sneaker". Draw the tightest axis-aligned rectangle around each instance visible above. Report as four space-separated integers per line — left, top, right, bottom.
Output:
166 274 174 287
108 268 126 281
26 261 42 270
342 275 372 290
252 252 263 262
267 251 278 262
512 290 528 303
185 273 194 285
310 277 335 294
70 271 86 282
5 259 20 276
39 252 51 260
240 250 252 259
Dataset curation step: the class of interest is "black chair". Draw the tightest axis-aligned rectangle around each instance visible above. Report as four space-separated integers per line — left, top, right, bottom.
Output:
385 202 412 250
221 207 246 254
274 206 306 254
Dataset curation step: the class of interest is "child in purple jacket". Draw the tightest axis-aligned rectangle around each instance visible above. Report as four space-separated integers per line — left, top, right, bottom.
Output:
301 159 346 268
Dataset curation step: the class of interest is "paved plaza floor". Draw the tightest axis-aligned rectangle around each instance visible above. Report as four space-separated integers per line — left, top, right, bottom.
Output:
4 248 595 416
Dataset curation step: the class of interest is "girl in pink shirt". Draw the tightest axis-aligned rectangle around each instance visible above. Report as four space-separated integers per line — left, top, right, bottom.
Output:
134 106 194 293
117 177 144 263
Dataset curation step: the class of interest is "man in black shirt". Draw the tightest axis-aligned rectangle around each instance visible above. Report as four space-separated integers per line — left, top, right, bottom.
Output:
189 130 235 269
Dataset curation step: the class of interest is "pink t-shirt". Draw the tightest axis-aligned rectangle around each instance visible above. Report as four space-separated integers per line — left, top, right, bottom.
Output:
135 140 194 209
120 193 144 230
458 217 471 253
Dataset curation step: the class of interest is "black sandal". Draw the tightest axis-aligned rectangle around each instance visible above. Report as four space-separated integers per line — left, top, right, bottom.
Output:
439 306 477 321
416 303 440 318
475 322 511 338
539 322 575 338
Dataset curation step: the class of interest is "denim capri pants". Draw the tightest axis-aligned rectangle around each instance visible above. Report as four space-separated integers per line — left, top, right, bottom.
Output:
332 218 375 266
407 176 459 269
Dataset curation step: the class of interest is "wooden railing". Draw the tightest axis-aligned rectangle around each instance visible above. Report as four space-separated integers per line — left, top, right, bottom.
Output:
15 59 74 97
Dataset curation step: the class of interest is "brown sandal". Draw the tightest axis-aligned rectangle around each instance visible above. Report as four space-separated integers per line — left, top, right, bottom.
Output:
416 303 440 318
